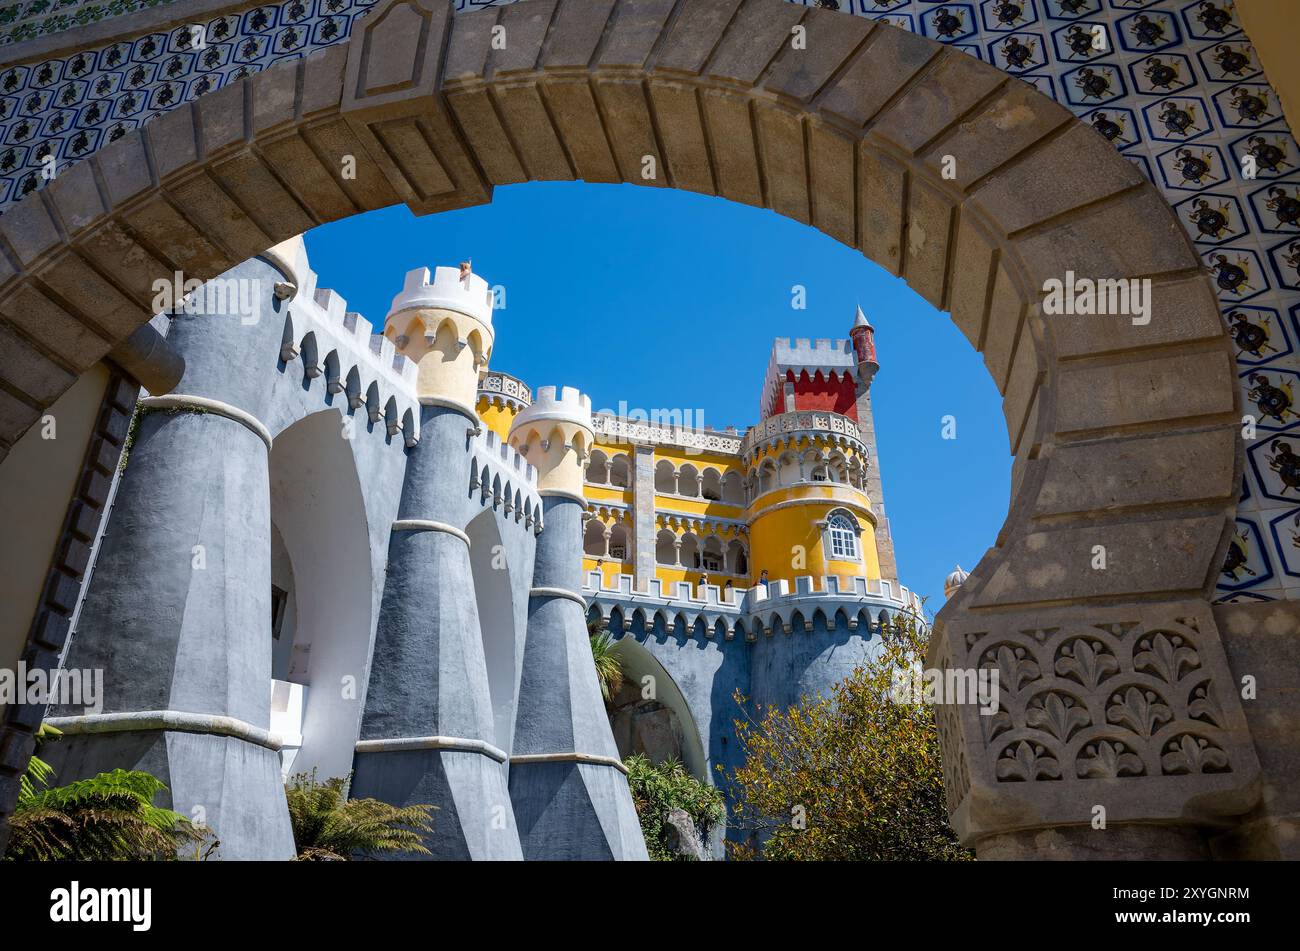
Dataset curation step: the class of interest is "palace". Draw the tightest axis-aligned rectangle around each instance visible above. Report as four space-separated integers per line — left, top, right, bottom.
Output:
3 236 920 860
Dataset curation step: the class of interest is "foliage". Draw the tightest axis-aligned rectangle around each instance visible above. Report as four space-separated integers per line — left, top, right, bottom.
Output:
724 611 972 861
587 617 625 704
625 754 725 861
6 724 204 861
285 771 435 861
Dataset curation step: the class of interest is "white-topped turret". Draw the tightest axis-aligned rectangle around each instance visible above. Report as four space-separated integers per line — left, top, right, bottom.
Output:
508 386 593 501
383 262 496 416
511 385 592 432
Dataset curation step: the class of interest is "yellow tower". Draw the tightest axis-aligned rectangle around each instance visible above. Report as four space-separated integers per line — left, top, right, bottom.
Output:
742 416 881 587
384 262 495 412
507 386 592 502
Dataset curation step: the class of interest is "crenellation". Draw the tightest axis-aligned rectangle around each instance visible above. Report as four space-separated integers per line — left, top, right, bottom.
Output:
275 243 418 412
581 569 921 632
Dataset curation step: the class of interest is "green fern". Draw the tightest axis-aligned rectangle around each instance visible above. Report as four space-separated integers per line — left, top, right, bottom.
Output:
285 771 435 861
6 726 202 861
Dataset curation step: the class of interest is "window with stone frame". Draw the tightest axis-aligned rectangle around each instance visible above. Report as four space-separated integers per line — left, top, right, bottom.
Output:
827 513 858 560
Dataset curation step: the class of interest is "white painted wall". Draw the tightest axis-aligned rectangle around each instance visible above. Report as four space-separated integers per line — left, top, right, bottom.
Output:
268 409 373 782
466 509 518 758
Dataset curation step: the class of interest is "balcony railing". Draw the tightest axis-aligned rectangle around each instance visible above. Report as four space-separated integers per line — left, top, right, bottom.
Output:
740 410 865 458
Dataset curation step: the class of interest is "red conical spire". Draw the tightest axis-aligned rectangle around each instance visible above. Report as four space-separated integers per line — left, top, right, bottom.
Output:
849 304 877 368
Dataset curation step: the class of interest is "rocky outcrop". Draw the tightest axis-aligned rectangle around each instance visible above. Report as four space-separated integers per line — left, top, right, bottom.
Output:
607 682 684 766
663 808 710 862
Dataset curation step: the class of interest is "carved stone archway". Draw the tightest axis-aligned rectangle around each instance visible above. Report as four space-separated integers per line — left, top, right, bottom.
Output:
0 0 1256 858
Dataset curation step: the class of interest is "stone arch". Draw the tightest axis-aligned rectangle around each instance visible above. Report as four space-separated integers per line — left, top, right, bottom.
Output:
268 407 373 782
653 458 676 494
606 635 707 785
585 447 610 485
0 0 1252 858
608 452 631 488
583 516 607 558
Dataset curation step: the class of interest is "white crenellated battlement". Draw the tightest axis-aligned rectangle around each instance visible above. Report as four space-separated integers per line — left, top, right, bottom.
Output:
271 238 421 445
387 265 495 329
772 337 857 366
471 426 538 486
512 385 593 434
582 570 925 641
469 426 544 533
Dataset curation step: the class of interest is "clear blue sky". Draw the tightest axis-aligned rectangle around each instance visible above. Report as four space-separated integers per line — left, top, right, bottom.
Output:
303 182 1009 608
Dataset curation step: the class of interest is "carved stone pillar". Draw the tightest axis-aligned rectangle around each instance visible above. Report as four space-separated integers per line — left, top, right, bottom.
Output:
931 600 1260 859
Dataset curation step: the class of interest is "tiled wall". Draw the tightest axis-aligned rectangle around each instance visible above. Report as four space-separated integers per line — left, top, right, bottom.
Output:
0 0 1294 601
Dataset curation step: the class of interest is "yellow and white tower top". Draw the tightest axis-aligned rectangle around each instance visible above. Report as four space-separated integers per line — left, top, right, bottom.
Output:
508 386 593 502
384 263 495 417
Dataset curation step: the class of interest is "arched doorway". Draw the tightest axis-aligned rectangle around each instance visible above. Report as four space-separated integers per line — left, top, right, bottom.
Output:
267 408 373 782
0 0 1256 858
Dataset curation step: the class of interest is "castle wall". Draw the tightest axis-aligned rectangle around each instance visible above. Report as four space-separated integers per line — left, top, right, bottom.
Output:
0 363 108 708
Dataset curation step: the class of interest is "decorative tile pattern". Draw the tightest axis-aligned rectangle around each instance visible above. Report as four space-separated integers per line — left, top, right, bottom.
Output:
0 0 1296 601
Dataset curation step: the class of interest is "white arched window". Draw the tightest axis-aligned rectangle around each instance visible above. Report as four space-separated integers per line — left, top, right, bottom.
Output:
827 513 858 560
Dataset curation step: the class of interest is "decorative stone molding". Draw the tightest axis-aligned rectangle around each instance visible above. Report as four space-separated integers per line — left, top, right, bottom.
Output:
932 600 1260 849
43 709 283 751
511 752 629 775
529 586 587 607
354 734 508 762
139 393 273 451
391 518 470 546
478 370 532 409
740 410 866 461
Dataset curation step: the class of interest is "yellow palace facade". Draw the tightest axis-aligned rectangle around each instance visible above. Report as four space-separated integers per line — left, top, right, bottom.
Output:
474 307 921 619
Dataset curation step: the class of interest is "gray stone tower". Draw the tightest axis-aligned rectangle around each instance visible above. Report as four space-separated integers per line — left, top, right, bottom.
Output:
45 254 299 860
507 388 648 860
350 265 523 860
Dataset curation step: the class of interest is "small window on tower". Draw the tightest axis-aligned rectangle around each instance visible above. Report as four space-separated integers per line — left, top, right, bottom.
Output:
271 584 289 640
827 514 858 561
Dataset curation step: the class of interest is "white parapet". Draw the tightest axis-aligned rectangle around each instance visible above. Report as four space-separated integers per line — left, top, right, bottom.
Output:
387 265 495 329
512 385 593 434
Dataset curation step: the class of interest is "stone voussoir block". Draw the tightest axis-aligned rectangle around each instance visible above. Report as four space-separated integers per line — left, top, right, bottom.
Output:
1035 427 1238 517
871 48 1006 157
597 0 677 70
920 80 1072 189
761 6 874 104
1055 348 1235 434
652 0 744 76
968 122 1147 237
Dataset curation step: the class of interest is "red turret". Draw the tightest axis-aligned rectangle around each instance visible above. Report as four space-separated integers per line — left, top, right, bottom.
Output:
849 305 878 387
